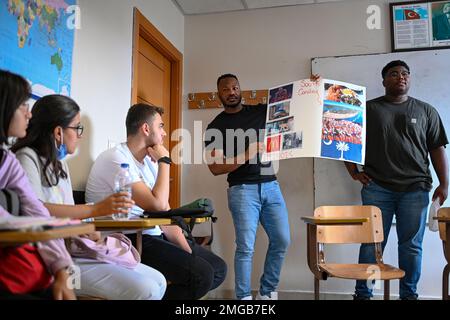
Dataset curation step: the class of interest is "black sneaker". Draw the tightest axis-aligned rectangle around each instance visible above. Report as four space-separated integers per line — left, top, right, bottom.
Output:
352 294 371 300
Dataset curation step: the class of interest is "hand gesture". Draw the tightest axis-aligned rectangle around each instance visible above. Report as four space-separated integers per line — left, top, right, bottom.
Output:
432 184 448 206
52 268 76 300
92 191 135 217
351 171 372 186
310 74 321 82
147 144 170 162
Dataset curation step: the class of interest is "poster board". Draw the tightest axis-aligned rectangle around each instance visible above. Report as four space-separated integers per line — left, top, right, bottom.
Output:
262 79 366 165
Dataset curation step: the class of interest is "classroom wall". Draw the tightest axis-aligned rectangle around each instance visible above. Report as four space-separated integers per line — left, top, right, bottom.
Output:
68 0 184 189
65 0 445 298
182 0 444 298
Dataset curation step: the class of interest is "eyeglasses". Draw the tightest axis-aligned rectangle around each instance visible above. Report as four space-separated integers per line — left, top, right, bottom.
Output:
66 124 84 137
387 71 410 78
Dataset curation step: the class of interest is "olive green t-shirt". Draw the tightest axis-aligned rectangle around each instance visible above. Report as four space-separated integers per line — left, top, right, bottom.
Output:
364 96 448 192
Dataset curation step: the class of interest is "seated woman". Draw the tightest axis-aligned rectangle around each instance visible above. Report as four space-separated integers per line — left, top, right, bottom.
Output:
0 70 75 300
12 94 166 300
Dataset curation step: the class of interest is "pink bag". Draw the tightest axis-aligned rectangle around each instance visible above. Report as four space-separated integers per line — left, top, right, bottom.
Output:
67 233 140 269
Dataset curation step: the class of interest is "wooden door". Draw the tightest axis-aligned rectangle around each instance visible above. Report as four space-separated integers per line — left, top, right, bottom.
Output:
132 9 182 208
137 36 171 148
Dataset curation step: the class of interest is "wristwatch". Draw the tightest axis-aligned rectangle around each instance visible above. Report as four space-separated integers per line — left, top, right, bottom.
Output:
158 156 172 165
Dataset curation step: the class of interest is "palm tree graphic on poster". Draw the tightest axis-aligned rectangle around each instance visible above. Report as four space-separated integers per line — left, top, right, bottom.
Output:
336 141 350 160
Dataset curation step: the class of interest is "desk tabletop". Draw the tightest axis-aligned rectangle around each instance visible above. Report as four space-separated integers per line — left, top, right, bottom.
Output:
301 216 368 225
0 223 95 245
434 216 450 222
92 217 209 229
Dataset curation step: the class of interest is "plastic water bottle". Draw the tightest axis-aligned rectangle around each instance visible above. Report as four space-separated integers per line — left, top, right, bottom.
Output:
112 163 132 220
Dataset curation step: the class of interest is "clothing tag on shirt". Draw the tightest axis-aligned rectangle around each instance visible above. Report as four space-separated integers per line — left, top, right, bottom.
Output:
411 118 417 124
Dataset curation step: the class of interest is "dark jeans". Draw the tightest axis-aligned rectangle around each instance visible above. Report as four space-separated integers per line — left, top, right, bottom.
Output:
127 233 227 300
355 181 429 299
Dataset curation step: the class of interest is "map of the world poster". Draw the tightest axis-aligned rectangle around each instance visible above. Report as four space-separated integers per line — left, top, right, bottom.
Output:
0 0 76 98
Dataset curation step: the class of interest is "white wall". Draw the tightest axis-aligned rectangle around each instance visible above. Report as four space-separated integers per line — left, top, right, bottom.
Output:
183 0 444 298
68 0 184 189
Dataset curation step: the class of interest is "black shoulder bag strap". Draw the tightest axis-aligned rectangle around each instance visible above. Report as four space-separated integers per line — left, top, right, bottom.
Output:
0 189 20 216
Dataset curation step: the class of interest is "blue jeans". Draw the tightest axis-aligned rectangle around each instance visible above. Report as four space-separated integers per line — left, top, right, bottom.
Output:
355 181 429 299
227 181 291 299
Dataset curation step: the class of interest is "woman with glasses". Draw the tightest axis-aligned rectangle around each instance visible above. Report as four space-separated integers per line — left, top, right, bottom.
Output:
12 94 167 300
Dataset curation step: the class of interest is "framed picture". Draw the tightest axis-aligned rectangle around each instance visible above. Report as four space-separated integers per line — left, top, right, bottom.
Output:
391 0 450 51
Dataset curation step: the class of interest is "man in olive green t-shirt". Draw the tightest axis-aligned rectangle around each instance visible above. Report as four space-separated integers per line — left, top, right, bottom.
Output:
345 60 449 300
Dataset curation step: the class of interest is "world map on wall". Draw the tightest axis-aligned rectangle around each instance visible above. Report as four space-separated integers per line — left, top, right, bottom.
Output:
0 0 76 97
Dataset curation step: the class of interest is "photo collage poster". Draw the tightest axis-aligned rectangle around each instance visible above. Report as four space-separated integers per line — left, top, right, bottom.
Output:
262 79 366 165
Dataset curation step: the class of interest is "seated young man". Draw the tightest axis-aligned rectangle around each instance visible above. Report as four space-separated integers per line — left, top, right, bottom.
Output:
86 104 227 300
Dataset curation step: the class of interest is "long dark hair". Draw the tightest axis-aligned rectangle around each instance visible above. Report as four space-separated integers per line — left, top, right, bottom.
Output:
0 70 31 162
12 95 80 186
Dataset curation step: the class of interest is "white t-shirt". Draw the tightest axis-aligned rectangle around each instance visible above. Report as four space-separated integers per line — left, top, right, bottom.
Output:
86 143 162 236
16 147 74 205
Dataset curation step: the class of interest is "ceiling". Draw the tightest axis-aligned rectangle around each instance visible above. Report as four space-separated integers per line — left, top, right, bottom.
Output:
172 0 357 15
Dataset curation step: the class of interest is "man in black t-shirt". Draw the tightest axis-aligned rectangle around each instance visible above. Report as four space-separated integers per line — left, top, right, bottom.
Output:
345 60 449 300
205 74 290 300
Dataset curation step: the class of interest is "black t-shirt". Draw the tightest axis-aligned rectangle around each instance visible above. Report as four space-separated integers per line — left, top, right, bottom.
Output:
205 104 276 187
364 96 448 192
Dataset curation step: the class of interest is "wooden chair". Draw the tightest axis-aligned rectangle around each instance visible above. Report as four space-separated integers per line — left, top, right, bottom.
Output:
302 205 405 300
437 207 450 300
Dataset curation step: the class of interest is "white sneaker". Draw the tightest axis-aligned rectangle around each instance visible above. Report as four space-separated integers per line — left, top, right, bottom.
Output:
240 295 253 300
256 292 278 300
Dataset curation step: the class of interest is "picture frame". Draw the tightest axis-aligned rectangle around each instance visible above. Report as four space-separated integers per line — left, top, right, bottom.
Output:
390 0 450 52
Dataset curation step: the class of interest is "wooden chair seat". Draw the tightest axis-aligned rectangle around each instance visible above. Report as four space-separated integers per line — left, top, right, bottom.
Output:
302 206 406 300
319 263 405 280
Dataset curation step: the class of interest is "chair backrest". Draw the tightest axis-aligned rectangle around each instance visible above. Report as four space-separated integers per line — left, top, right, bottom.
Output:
314 205 383 244
73 190 86 205
438 207 449 242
